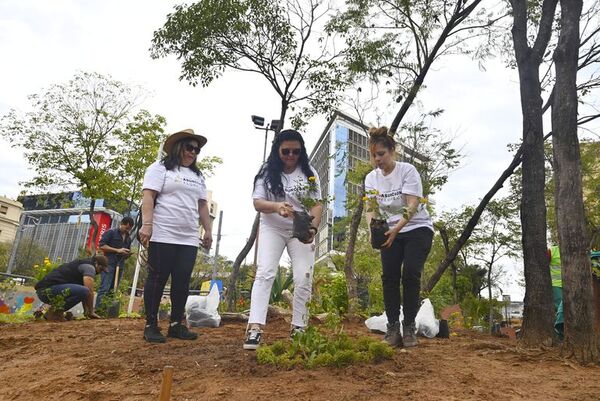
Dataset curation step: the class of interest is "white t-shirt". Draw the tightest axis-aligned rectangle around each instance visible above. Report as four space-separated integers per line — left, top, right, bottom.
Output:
252 165 321 230
142 161 207 247
364 161 433 233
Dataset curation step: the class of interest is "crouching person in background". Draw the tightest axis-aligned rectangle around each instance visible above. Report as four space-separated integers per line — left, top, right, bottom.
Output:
34 255 109 320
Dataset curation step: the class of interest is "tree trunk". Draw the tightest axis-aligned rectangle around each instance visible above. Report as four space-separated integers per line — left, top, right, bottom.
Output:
488 263 493 333
436 223 459 303
425 146 525 292
510 0 558 348
552 0 599 363
227 213 260 311
343 185 363 315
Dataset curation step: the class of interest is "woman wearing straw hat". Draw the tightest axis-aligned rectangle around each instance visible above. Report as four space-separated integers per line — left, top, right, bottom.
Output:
138 129 213 343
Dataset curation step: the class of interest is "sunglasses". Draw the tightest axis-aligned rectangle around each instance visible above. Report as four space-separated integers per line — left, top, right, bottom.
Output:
184 143 201 154
281 148 301 156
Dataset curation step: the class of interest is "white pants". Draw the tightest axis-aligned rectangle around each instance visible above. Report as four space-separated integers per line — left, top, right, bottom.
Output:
248 224 315 327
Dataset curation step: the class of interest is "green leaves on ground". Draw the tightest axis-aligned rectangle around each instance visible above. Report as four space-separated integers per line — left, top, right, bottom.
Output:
256 326 394 369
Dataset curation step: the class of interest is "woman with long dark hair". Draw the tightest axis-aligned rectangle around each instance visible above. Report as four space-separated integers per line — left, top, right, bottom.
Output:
244 129 323 350
138 129 213 343
365 127 433 348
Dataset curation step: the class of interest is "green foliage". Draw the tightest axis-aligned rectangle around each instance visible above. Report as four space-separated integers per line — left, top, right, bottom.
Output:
151 0 350 128
0 71 167 218
270 267 294 304
11 239 49 278
545 140 600 250
310 272 349 315
0 242 11 271
118 312 142 319
399 111 462 198
460 293 504 329
42 287 70 313
32 256 61 283
256 326 393 369
0 314 35 325
327 0 493 104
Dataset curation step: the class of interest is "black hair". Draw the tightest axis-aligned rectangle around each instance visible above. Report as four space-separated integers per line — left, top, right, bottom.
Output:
253 129 314 197
162 138 201 176
121 216 134 226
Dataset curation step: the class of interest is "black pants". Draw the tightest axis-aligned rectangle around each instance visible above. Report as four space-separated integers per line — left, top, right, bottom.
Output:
380 227 433 325
144 242 198 326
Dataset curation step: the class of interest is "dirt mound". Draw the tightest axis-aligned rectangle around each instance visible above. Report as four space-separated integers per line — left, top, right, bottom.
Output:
1 318 599 400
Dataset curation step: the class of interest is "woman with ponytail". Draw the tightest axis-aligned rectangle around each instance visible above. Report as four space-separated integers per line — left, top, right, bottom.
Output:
365 127 434 348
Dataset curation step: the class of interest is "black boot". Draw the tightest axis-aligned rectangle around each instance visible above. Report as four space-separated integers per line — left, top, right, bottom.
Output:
167 322 199 340
383 321 403 347
144 325 166 343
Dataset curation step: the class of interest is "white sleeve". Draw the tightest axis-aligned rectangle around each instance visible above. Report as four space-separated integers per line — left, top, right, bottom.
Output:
252 176 268 200
198 175 207 200
311 169 322 199
142 162 166 192
402 164 423 197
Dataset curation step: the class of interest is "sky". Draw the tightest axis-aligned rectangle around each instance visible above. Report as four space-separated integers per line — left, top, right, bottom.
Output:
0 0 534 300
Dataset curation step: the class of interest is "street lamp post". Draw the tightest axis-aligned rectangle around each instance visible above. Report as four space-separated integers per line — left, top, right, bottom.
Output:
251 115 281 163
502 294 511 326
250 115 281 267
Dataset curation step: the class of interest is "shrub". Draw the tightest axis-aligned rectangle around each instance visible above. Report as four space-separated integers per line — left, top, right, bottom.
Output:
256 326 394 369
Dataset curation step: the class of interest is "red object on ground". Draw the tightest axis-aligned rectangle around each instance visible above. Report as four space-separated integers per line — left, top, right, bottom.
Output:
86 212 112 251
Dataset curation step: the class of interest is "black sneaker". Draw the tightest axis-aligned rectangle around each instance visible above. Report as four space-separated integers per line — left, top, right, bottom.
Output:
144 325 166 343
167 322 199 340
243 328 262 350
290 325 305 339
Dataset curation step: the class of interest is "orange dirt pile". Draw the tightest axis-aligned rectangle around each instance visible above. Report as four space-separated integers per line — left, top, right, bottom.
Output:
1 317 599 400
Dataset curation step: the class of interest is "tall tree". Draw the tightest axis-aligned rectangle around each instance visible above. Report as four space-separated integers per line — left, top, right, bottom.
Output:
0 72 166 249
551 0 599 363
507 0 558 347
470 199 521 332
329 0 490 306
151 0 351 310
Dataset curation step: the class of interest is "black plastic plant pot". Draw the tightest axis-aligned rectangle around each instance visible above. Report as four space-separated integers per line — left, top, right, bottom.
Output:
107 302 120 319
370 218 389 250
293 211 313 243
437 319 450 339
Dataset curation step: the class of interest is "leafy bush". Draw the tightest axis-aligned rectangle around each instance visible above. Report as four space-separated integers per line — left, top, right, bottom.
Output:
256 326 394 369
33 256 61 283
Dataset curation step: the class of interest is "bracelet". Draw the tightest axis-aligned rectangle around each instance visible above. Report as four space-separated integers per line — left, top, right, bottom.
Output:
142 222 153 226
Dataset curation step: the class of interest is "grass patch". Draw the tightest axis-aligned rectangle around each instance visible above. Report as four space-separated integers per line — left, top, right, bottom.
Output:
256 326 394 369
0 314 35 324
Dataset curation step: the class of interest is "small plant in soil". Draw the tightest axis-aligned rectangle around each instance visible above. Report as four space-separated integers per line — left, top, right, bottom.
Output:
256 326 394 369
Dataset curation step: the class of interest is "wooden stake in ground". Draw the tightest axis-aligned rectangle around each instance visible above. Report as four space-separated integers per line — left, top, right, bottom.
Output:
159 365 174 401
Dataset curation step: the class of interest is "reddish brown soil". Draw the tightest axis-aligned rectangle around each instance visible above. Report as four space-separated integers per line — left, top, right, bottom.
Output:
1 317 599 401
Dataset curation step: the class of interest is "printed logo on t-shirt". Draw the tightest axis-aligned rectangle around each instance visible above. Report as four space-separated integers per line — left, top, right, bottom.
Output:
182 176 203 189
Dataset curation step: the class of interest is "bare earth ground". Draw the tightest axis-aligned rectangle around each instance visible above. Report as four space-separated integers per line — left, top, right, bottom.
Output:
1 317 599 401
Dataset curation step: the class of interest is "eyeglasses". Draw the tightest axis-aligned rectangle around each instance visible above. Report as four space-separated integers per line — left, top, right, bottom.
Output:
281 148 301 156
184 143 201 154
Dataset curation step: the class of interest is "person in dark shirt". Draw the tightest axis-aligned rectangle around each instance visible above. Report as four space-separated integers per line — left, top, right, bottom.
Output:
35 255 109 319
95 217 134 308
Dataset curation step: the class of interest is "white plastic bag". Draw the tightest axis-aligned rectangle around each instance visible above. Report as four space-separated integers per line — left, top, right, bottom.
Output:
415 298 439 338
364 307 404 333
185 284 221 328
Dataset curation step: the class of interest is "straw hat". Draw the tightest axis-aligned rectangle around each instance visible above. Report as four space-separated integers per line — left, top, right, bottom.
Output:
163 129 207 154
